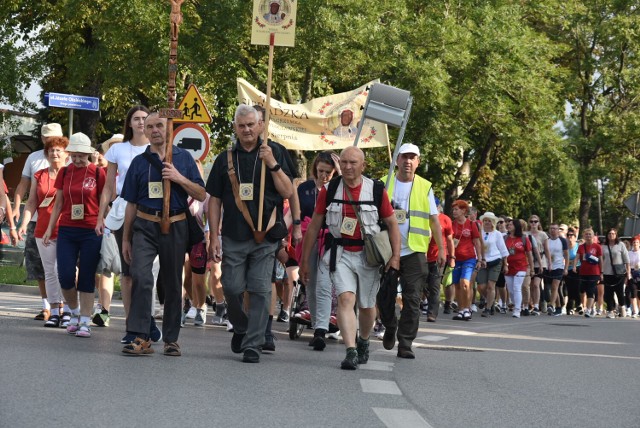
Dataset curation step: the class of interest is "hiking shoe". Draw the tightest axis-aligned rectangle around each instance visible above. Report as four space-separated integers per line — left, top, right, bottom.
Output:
397 347 415 359
547 306 555 316
522 308 530 316
443 304 451 315
310 335 326 351
35 309 50 321
262 334 276 352
382 324 396 350
150 319 162 342
75 323 91 338
194 308 206 326
340 348 359 370
356 337 370 364
92 311 110 327
44 315 60 328
276 309 289 323
231 332 245 353
122 337 154 356
164 342 181 357
481 309 490 318
66 317 79 334
242 348 260 363
554 307 563 316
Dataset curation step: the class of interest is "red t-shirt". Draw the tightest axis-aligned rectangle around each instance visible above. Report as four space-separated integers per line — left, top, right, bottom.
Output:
315 181 394 252
54 164 105 229
427 213 452 262
33 168 59 239
578 243 602 276
505 235 532 275
451 218 480 261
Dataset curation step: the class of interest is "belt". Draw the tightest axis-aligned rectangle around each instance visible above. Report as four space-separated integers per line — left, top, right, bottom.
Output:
137 210 186 223
137 205 186 217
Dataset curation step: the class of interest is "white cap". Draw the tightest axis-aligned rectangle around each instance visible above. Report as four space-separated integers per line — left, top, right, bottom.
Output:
398 143 420 156
41 123 63 137
67 132 94 154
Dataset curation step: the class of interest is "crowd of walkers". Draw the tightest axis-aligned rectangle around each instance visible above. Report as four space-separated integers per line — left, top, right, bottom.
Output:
1 104 637 370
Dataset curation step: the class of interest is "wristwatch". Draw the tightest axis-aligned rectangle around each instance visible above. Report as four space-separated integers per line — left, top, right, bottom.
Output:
268 163 281 172
293 219 301 225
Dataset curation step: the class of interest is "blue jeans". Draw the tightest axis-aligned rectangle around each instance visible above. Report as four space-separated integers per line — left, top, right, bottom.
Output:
57 226 102 293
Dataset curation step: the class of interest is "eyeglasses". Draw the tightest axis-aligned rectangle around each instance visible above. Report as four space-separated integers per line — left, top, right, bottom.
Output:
529 220 539 223
497 221 504 224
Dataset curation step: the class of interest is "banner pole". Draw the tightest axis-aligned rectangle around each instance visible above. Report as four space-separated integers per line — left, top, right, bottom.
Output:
257 32 275 234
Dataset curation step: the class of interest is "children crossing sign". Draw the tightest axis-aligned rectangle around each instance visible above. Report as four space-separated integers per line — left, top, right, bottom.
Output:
174 84 212 124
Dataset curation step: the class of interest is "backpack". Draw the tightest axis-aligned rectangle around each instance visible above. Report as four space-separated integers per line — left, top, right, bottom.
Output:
323 175 385 228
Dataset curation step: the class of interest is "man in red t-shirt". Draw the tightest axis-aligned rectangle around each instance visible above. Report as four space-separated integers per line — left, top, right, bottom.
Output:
300 146 401 370
425 198 455 321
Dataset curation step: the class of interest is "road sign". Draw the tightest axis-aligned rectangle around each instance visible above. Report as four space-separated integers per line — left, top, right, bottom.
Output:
174 85 212 124
47 92 100 111
159 108 184 119
624 218 640 237
624 192 640 215
172 124 210 162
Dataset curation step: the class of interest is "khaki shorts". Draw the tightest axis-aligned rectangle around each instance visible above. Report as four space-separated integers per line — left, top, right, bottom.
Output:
476 260 503 284
329 250 381 309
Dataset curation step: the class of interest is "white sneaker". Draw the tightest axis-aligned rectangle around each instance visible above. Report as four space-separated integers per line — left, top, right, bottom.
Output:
606 311 615 319
596 309 602 316
210 315 225 325
327 331 341 340
626 308 632 317
375 326 385 340
194 308 207 326
561 307 567 315
471 304 478 313
186 306 197 319
225 319 234 332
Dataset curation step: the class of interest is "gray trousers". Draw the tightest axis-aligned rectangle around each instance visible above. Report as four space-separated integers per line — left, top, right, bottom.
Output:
307 242 333 331
128 217 187 343
381 252 429 349
221 237 277 351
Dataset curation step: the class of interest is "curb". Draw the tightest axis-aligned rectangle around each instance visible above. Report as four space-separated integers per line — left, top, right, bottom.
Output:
0 284 41 295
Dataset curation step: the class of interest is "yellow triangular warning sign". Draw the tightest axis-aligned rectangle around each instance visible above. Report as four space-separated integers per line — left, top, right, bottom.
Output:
174 84 212 124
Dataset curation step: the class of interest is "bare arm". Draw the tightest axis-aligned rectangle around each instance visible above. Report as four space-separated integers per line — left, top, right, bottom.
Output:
207 196 222 262
42 189 64 245
289 183 302 245
96 162 118 235
429 214 446 265
18 179 39 239
299 212 325 282
259 144 293 199
121 202 137 265
382 214 401 271
12 176 30 223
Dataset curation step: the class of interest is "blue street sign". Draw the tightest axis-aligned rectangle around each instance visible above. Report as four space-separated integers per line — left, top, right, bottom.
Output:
47 92 100 111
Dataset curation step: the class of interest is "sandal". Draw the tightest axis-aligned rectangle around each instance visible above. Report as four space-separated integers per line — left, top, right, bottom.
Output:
34 309 50 321
75 323 91 338
463 310 472 321
66 317 79 334
122 337 154 355
164 342 181 357
452 312 464 321
60 312 72 328
44 315 60 328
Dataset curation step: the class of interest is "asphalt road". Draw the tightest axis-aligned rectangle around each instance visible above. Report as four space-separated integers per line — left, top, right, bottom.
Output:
1 289 639 428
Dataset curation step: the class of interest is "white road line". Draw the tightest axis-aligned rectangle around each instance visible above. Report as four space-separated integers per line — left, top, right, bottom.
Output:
417 327 624 345
372 408 433 428
360 379 402 395
359 361 395 372
416 335 448 342
413 343 640 360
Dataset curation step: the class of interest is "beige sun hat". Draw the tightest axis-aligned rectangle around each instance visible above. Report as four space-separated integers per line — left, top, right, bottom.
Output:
41 123 63 137
67 132 94 154
479 211 499 226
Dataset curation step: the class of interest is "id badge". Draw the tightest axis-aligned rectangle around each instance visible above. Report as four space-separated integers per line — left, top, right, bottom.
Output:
71 204 85 220
39 196 54 208
148 182 163 199
240 183 254 201
453 238 460 248
509 248 515 255
394 209 407 224
340 217 357 236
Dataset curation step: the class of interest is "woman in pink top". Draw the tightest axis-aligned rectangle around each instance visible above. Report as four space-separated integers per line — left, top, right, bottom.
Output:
18 136 69 327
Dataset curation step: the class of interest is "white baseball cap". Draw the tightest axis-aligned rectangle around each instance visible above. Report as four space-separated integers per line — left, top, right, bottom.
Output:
397 143 420 156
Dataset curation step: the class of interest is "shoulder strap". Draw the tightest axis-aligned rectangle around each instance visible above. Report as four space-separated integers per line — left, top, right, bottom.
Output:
226 149 256 233
325 176 342 205
606 242 614 267
372 179 384 210
143 151 163 173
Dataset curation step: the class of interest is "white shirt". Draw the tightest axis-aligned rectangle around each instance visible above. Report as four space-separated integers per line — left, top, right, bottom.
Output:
105 141 149 195
547 236 568 270
482 229 509 262
390 179 437 257
21 150 49 180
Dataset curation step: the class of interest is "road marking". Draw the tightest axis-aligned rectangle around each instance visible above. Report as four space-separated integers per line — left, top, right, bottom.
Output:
417 327 624 345
360 361 395 372
360 379 402 395
416 335 448 342
372 408 433 428
414 343 640 360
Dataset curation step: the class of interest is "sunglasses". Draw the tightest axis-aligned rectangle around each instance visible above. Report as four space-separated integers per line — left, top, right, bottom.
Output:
529 220 539 223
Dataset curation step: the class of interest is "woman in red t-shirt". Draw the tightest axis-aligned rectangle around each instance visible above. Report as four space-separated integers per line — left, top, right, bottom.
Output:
43 133 105 338
18 136 69 327
504 219 534 318
572 227 602 318
450 200 483 321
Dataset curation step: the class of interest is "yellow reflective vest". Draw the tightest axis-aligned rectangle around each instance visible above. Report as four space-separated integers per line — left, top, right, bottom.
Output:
382 173 432 253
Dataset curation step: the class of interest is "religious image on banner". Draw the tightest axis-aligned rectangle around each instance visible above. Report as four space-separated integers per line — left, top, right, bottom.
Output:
252 0 297 47
237 78 389 151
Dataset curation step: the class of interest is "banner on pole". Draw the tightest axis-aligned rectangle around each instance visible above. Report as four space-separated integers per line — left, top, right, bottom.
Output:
251 0 298 47
237 78 389 151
